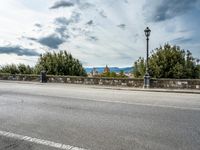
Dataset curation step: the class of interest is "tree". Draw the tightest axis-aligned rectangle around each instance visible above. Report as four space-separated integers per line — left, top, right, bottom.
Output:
119 70 126 78
197 65 200 78
133 57 146 78
0 64 19 74
18 64 33 74
0 64 34 74
34 51 87 76
101 72 110 77
110 72 117 77
133 44 200 79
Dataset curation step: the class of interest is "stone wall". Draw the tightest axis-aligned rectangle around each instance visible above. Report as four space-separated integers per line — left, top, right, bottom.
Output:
0 73 200 89
47 76 144 87
0 74 40 82
151 79 200 89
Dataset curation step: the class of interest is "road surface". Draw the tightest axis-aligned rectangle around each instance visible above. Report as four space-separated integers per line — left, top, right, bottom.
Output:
0 81 200 150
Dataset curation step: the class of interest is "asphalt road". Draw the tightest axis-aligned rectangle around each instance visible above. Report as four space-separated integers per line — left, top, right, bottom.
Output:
0 81 200 150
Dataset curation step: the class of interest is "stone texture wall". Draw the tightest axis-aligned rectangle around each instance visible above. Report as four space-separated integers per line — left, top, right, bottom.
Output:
47 76 144 87
0 74 40 82
151 79 200 89
0 73 200 89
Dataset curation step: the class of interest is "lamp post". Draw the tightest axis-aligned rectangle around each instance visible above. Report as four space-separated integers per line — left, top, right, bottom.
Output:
144 27 151 88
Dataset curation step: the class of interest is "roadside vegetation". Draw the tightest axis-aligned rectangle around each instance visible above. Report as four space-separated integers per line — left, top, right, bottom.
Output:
0 50 87 76
0 64 34 75
133 44 200 79
34 51 86 76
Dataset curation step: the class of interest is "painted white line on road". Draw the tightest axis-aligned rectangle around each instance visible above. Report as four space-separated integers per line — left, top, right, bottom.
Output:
0 130 88 150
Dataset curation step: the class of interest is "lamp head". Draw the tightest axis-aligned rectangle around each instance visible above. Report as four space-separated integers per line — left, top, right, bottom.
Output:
144 27 151 37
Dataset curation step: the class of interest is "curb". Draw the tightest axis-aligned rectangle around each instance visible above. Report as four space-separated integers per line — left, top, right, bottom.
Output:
0 80 200 94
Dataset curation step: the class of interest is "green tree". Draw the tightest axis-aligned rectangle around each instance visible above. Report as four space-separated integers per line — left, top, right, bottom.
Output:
0 64 34 74
101 72 110 77
110 72 117 77
133 57 146 78
34 51 87 76
197 65 200 78
133 44 200 79
119 70 125 77
118 70 128 78
18 64 33 74
0 64 19 74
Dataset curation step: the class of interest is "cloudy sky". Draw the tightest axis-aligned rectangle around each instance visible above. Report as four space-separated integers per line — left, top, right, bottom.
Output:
0 0 200 67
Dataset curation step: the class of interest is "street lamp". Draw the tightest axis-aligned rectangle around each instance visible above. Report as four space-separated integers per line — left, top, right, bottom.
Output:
144 27 151 88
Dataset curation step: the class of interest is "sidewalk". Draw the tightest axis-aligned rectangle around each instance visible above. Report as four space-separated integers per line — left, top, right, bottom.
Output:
0 80 200 94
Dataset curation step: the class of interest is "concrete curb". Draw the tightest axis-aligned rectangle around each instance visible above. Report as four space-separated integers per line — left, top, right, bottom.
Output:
0 80 200 94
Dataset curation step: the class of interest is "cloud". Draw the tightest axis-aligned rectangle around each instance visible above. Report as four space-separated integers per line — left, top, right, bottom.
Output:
117 24 126 30
54 17 71 25
70 11 81 23
34 23 42 28
0 45 39 56
87 36 98 42
171 37 193 44
24 37 37 41
99 10 107 18
144 0 198 22
55 11 81 25
53 16 80 38
86 20 93 25
37 34 66 49
78 2 94 10
26 16 74 49
50 0 74 9
116 52 133 60
50 0 94 10
124 0 129 3
54 17 70 37
55 26 69 37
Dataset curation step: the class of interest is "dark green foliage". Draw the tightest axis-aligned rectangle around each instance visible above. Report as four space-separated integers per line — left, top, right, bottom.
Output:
0 51 86 76
18 64 33 74
197 65 200 78
133 57 146 78
101 72 110 77
110 72 117 77
34 51 87 76
0 64 33 74
119 70 126 78
133 44 200 79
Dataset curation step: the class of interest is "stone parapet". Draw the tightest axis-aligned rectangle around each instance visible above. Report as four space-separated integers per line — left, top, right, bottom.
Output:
0 74 199 89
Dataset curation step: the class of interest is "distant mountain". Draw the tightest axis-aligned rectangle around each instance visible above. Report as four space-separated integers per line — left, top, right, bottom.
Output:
85 67 134 74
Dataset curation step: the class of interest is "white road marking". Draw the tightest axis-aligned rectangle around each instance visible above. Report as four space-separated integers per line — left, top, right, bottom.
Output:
0 130 88 150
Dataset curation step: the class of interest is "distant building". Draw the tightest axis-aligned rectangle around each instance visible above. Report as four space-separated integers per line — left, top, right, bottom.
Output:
125 73 133 78
91 68 99 77
104 65 110 73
